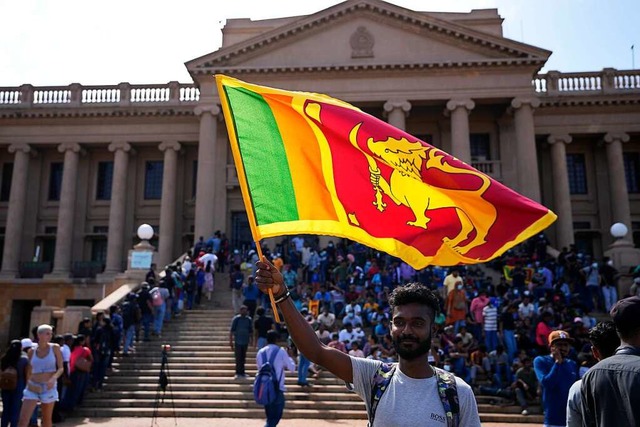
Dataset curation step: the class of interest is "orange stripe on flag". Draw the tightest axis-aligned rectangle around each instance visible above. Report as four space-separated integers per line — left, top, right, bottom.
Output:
263 93 339 221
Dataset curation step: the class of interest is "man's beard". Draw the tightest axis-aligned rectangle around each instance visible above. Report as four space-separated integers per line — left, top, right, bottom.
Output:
392 333 432 360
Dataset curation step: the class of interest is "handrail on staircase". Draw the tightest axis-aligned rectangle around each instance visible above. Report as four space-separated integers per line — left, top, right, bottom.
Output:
90 250 192 315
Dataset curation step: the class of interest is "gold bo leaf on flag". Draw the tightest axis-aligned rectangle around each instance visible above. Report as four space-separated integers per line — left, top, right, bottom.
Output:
215 75 556 269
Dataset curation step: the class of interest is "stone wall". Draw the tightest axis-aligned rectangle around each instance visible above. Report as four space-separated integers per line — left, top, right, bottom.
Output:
0 281 105 347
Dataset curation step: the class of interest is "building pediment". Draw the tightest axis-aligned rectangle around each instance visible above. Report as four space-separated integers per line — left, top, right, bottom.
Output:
186 0 550 78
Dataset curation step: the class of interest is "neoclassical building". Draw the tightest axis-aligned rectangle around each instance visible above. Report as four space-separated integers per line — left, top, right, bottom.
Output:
0 0 639 343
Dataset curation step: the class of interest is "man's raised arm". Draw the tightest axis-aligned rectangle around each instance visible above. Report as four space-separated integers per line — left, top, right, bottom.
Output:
255 257 353 383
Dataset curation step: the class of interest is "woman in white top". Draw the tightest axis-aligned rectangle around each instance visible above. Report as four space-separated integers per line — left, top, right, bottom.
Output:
18 324 64 427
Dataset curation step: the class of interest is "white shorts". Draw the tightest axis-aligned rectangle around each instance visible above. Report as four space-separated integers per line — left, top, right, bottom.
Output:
22 381 58 404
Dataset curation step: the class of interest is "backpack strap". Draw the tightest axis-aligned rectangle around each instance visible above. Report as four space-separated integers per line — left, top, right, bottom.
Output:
267 345 279 366
434 367 460 427
266 346 283 389
368 362 396 427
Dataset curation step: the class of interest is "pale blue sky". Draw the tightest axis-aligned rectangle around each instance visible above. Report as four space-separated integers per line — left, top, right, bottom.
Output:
0 0 637 86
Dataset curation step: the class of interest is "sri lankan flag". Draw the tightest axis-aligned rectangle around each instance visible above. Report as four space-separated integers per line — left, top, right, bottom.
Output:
216 75 556 269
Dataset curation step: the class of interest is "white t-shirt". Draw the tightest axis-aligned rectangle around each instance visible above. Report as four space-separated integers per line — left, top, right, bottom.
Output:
61 344 71 363
255 344 296 392
199 253 218 267
518 302 535 319
350 357 481 427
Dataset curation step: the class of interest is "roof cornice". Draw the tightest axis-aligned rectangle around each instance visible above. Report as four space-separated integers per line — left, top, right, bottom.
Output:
537 95 640 108
194 58 546 76
0 105 197 120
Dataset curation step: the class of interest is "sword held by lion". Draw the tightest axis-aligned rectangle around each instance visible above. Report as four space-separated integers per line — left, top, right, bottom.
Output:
349 122 498 256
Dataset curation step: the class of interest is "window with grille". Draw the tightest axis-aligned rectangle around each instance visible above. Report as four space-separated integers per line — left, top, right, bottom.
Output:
470 134 491 160
0 163 13 201
624 152 640 194
566 154 588 195
91 238 108 263
144 161 164 200
96 161 114 200
48 162 63 201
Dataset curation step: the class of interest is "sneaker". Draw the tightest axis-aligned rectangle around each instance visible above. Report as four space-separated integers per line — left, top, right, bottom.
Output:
521 409 529 416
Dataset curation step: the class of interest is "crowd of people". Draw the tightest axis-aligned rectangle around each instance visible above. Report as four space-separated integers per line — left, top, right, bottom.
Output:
221 233 638 425
2 229 639 426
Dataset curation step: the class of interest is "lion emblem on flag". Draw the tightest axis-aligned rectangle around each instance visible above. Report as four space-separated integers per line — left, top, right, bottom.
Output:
349 123 498 255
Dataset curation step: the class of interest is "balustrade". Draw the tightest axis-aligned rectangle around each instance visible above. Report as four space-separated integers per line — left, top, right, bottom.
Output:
615 71 640 89
0 82 200 107
33 88 71 104
0 89 21 104
471 160 502 180
534 68 640 95
82 87 120 103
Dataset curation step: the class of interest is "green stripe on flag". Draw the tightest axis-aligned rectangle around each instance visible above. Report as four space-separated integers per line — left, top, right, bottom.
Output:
224 86 299 225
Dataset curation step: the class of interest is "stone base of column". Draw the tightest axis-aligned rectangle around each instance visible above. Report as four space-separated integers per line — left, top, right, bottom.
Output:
96 271 120 282
0 270 19 280
43 271 72 281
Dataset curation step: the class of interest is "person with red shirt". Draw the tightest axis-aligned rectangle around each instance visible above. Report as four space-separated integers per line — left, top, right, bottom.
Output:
469 290 490 340
535 312 555 355
61 335 93 412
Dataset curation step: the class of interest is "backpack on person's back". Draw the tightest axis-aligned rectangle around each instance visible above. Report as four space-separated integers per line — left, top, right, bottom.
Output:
151 289 164 307
253 347 281 405
368 363 459 427
0 366 17 390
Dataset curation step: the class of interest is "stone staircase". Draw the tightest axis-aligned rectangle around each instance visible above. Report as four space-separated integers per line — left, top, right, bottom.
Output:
74 276 543 424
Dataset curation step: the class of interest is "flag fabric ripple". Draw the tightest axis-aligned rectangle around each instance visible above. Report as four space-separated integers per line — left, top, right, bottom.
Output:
216 75 556 268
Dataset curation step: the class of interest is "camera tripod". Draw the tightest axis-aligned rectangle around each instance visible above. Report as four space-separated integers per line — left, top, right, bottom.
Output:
151 345 177 427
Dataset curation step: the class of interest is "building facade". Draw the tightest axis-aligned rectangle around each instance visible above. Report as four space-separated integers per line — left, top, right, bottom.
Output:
0 0 639 343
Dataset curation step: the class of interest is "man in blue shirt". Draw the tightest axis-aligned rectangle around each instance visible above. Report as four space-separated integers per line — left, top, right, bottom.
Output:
242 276 260 318
534 330 578 427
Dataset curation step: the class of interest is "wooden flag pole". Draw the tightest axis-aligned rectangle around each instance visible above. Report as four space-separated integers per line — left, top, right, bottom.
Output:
254 244 282 323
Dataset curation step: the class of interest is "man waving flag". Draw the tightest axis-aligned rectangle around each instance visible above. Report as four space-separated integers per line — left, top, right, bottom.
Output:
216 75 556 269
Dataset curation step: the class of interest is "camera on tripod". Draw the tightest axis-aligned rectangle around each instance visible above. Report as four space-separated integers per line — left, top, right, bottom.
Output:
152 343 175 425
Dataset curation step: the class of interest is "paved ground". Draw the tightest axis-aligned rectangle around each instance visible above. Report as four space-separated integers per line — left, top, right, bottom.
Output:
57 417 534 427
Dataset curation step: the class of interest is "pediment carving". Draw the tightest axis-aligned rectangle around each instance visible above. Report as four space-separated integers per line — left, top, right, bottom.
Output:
350 26 374 58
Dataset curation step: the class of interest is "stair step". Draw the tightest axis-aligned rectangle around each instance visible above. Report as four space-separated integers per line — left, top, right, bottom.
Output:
83 391 361 401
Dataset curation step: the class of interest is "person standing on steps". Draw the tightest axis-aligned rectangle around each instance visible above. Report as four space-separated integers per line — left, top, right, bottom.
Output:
566 320 619 427
256 330 296 427
580 296 640 426
533 330 578 427
254 257 481 427
230 305 253 379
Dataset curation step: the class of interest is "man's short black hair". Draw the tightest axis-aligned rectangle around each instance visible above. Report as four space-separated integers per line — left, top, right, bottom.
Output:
588 321 620 359
256 307 265 316
266 330 279 344
388 282 440 321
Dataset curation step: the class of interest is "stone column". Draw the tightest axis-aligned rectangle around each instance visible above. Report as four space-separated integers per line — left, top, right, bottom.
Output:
158 141 181 268
383 100 411 130
213 136 228 233
604 132 632 229
102 141 132 275
446 98 475 164
511 97 542 202
50 143 82 276
548 134 574 249
194 104 220 242
0 144 32 277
